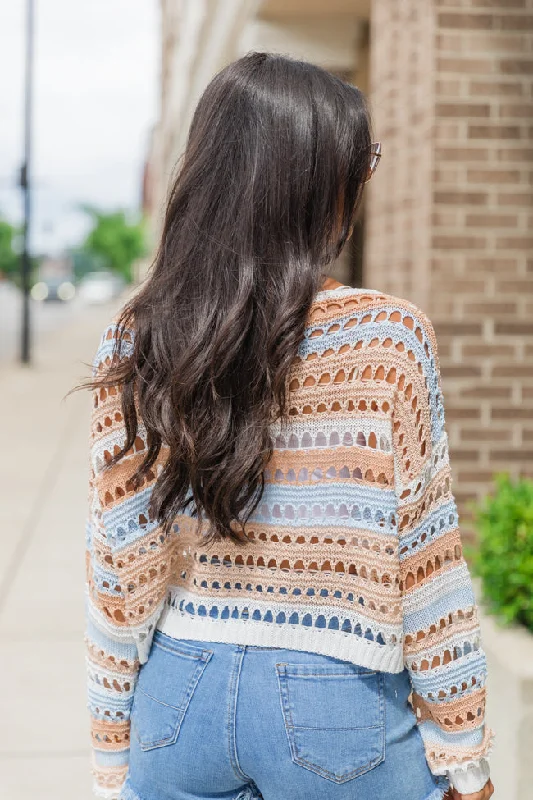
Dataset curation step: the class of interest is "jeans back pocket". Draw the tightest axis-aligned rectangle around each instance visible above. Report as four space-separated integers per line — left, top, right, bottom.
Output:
275 661 385 783
131 632 213 751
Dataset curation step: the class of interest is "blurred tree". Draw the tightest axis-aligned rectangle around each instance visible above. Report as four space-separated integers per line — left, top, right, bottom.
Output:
70 248 107 281
81 208 146 283
0 217 20 279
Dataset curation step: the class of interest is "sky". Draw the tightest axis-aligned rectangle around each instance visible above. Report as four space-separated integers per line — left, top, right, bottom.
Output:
0 0 159 255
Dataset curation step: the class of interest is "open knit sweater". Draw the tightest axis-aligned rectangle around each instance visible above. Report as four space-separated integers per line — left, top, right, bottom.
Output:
85 284 493 798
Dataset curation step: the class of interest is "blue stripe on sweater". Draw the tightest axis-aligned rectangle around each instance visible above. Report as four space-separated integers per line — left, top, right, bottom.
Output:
92 749 130 766
399 500 458 559
103 482 398 551
410 652 487 699
403 567 476 634
87 686 133 717
417 720 486 747
85 615 138 659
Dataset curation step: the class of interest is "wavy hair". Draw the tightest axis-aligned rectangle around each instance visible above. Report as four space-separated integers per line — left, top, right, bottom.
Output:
89 52 372 544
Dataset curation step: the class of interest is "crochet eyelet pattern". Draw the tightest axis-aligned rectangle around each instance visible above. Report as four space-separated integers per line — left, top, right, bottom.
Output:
85 286 493 797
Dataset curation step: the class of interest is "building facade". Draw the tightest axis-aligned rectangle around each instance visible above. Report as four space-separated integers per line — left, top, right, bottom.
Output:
145 0 533 528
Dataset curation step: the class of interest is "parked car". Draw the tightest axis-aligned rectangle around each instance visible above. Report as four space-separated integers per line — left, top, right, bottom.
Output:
77 271 125 304
31 275 76 302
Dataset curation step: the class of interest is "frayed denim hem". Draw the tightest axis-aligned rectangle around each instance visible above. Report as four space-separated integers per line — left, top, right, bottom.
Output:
119 778 262 800
119 778 143 800
425 775 450 800
121 775 443 800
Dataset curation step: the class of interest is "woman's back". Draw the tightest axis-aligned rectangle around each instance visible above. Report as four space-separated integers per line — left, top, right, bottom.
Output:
87 282 491 798
152 284 411 671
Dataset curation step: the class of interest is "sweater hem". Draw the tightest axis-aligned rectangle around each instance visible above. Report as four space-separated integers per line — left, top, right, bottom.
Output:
155 605 404 673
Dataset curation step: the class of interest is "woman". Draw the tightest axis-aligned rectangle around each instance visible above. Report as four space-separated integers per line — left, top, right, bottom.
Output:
84 53 494 800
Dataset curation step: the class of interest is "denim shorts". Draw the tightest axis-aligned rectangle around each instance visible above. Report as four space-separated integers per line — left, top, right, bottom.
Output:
120 630 449 800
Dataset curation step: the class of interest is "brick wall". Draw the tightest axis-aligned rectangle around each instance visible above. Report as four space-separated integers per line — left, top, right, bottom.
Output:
366 0 533 530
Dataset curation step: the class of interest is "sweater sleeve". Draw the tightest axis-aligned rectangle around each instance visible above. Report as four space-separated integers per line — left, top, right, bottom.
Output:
84 321 141 798
392 305 494 794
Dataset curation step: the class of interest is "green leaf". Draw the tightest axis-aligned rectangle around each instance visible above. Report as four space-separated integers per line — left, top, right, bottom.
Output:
470 475 533 633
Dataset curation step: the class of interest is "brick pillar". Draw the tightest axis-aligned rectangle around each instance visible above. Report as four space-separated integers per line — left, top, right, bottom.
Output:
365 0 435 308
365 0 533 529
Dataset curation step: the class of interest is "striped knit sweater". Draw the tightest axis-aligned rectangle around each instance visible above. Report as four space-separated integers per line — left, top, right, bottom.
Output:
85 285 493 798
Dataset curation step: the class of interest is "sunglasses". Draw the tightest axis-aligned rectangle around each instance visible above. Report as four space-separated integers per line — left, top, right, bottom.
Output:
365 142 382 183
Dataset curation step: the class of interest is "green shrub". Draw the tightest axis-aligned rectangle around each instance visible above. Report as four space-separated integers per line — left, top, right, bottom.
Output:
470 474 533 632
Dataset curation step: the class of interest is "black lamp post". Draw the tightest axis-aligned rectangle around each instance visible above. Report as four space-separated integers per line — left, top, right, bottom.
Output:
20 0 35 364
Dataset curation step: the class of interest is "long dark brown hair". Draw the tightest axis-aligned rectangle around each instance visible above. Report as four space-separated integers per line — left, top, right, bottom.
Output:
89 52 372 544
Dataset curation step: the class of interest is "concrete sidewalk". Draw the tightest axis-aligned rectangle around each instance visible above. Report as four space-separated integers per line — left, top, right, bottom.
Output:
0 302 122 799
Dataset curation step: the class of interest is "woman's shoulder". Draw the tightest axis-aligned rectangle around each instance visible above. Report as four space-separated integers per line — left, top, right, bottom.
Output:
93 304 136 376
309 285 439 356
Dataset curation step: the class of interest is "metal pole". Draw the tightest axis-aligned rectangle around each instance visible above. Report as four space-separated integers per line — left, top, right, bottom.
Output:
20 0 35 364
